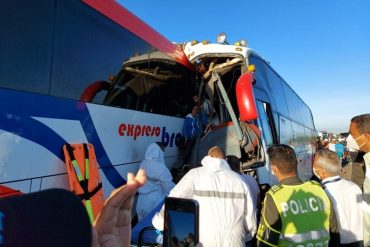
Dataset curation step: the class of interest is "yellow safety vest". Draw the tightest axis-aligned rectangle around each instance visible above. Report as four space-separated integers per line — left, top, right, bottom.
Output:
258 181 331 247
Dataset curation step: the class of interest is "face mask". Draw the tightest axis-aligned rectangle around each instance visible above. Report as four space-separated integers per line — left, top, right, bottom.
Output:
346 134 360 151
354 134 368 150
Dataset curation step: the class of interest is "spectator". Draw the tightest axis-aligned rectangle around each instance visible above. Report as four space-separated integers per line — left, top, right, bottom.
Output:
347 133 360 162
346 134 366 190
193 95 215 126
317 137 324 150
313 149 363 246
136 142 175 221
227 155 260 246
182 105 207 164
186 233 195 247
171 236 179 247
0 189 92 247
94 169 146 247
349 113 370 246
0 169 146 247
335 140 345 160
257 144 340 247
327 139 336 152
226 155 260 211
152 146 257 247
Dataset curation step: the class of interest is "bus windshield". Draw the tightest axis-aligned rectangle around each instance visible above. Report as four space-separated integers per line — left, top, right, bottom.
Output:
104 51 197 117
195 55 245 123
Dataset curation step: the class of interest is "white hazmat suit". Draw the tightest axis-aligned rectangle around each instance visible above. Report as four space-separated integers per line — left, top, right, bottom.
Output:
136 143 175 221
152 155 257 247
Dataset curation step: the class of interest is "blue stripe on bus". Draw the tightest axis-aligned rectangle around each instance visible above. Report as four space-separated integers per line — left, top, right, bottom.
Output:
0 89 126 187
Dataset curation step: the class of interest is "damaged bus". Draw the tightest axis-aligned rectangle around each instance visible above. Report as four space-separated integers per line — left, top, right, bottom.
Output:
182 34 317 186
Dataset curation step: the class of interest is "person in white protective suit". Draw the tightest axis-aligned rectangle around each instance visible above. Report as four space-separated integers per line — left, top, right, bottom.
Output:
136 142 175 221
152 146 257 247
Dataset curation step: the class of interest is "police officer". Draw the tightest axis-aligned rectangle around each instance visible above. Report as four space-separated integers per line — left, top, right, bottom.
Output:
257 144 340 247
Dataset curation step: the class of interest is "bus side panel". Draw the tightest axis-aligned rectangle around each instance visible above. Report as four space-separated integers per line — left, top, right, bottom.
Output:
254 56 315 181
0 0 55 94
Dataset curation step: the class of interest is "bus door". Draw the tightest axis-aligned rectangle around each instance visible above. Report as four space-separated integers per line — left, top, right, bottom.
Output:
255 100 279 185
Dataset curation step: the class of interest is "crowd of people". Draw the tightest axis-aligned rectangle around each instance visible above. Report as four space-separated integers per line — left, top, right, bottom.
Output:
1 113 369 247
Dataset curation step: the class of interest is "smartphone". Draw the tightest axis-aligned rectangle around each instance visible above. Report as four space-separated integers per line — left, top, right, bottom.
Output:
163 197 199 247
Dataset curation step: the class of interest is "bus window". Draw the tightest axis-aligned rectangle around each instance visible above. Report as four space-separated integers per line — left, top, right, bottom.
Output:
256 101 275 147
0 1 54 95
103 49 196 116
279 116 294 145
249 56 290 117
50 0 150 102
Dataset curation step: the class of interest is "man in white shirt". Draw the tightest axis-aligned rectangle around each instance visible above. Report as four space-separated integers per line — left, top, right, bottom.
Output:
152 146 257 247
313 149 363 246
327 139 337 152
349 114 370 246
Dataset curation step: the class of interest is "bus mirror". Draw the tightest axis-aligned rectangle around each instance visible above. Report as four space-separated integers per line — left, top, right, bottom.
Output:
236 72 258 121
80 80 111 103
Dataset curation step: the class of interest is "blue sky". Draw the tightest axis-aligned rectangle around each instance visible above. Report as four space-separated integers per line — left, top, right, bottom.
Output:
118 0 370 134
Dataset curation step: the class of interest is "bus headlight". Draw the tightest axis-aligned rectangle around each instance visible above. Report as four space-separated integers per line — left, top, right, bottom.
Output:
240 39 248 47
217 32 227 44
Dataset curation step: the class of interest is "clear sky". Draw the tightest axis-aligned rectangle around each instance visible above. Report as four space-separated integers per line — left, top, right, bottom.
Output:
118 0 370 134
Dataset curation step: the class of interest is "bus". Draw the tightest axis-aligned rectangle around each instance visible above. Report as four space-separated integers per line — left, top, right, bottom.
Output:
0 0 316 200
0 0 197 197
181 35 317 186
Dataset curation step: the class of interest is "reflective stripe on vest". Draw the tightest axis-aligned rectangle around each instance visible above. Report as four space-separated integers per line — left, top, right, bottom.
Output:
269 181 331 247
281 229 330 243
194 190 245 199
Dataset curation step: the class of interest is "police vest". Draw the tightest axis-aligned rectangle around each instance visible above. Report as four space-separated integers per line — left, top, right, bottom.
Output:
269 181 331 247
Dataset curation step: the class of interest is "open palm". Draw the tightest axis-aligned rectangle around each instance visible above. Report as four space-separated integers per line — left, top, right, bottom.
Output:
93 169 146 247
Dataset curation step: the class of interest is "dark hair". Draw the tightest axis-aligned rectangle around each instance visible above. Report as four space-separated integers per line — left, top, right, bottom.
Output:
155 141 163 147
267 144 297 174
155 142 165 151
226 155 240 173
351 114 370 134
171 236 179 245
187 233 195 241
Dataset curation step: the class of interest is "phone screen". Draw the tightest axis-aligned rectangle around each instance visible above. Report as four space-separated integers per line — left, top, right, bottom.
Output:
164 197 199 247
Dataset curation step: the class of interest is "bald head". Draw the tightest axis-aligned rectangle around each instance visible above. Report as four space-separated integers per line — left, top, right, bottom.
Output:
208 146 225 159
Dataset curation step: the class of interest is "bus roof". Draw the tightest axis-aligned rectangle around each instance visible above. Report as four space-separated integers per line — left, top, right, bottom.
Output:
83 0 191 69
183 42 252 62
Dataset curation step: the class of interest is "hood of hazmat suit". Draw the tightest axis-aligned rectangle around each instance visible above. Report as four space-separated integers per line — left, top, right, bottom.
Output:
136 143 175 221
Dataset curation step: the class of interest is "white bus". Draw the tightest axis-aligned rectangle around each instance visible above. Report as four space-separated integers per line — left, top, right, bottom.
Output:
182 35 317 186
0 1 316 200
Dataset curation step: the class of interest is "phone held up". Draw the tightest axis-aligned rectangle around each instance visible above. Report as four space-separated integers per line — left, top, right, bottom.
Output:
163 197 199 247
